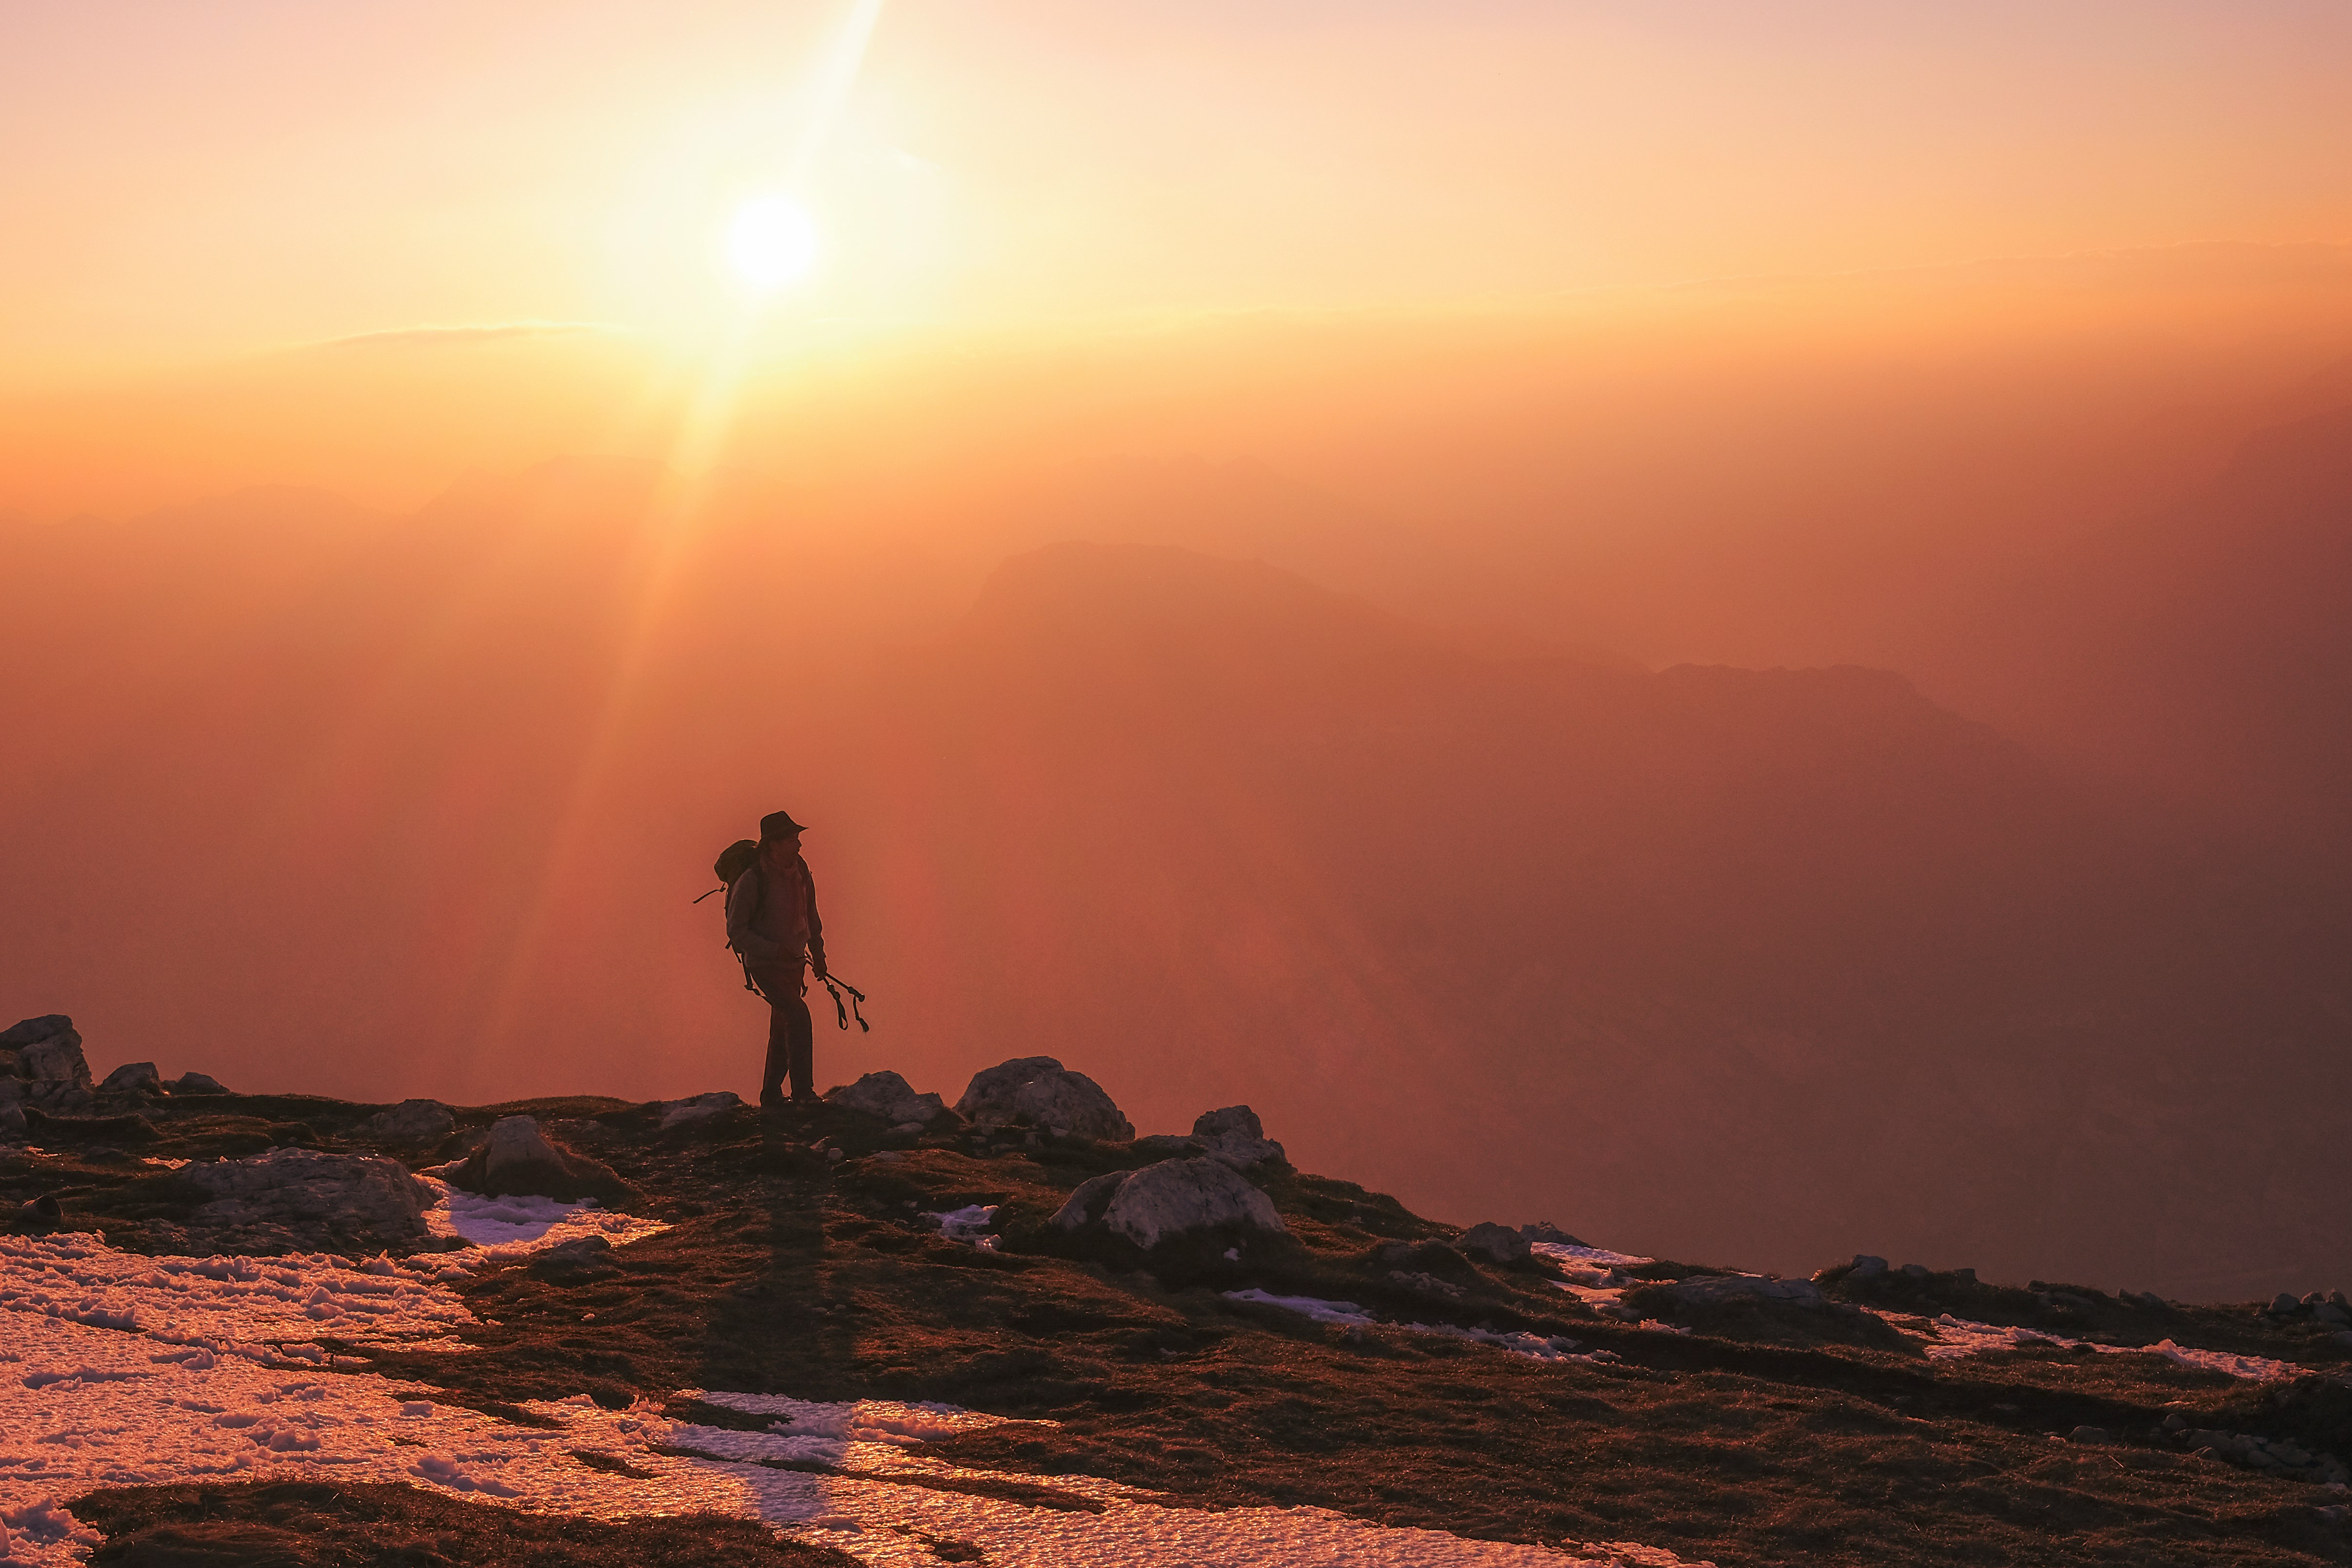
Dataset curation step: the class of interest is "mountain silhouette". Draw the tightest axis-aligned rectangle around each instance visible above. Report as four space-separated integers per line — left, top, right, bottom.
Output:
4 501 2345 1299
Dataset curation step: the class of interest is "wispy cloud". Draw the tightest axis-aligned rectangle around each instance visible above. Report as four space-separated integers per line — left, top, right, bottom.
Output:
309 321 608 350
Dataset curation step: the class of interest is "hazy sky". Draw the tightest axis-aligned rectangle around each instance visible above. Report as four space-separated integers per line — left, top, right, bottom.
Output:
6 1 2351 379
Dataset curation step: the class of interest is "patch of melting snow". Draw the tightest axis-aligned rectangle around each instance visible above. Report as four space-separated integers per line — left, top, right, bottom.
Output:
1526 1243 1687 1335
1221 1290 1616 1365
418 1177 669 1254
137 1158 189 1171
1531 1244 1654 1270
0 1230 1722 1567
1884 1311 2304 1379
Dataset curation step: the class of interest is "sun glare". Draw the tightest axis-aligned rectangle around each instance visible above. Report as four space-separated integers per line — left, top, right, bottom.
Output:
726 195 819 291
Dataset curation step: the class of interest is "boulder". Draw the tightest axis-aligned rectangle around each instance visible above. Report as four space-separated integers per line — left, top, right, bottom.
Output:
1519 1222 1589 1246
181 1147 433 1253
655 1091 744 1129
448 1115 636 1207
168 1072 231 1096
956 1057 1133 1142
1051 1171 1133 1233
16 1024 93 1114
1458 1221 1532 1266
825 1070 952 1127
365 1098 456 1146
98 1061 163 1097
1050 1157 1286 1252
1190 1106 1287 1169
1671 1274 1827 1310
0 1014 76 1052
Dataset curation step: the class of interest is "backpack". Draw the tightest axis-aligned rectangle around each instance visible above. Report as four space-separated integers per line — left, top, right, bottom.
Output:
694 839 760 906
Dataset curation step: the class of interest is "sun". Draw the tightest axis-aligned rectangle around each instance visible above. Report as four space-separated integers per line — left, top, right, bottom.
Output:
725 195 819 291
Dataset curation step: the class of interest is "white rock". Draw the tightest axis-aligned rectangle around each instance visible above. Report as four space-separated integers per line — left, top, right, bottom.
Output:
956 1057 1132 1142
655 1091 743 1129
825 1071 949 1127
1097 1158 1286 1250
182 1147 433 1252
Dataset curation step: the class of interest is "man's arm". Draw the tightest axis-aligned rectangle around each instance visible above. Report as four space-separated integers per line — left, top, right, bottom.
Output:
726 868 781 964
801 856 828 979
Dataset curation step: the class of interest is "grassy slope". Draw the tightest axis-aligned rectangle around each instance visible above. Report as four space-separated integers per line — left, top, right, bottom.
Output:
7 1091 2352 1567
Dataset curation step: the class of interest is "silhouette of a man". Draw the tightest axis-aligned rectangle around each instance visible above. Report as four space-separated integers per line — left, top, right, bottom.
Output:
726 810 829 1108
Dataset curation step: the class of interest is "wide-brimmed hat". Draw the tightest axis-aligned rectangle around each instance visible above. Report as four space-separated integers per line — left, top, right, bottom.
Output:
759 810 808 841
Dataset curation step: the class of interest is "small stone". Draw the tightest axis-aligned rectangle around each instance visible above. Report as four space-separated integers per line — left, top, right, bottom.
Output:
2070 1426 2111 1445
2317 1304 2351 1325
2162 1412 2189 1432
826 1147 846 1162
15 1193 63 1230
1848 1255 1889 1279
2273 1292 2303 1315
1900 1263 1931 1282
168 1073 231 1096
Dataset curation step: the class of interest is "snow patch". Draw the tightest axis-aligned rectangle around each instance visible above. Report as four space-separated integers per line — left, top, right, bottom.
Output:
1530 1243 1654 1269
418 1176 667 1254
1224 1289 1377 1326
1886 1312 2304 1379
0 1230 1710 1567
1223 1290 1615 1364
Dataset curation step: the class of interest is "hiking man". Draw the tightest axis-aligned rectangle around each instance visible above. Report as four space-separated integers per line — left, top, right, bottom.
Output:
726 810 829 1108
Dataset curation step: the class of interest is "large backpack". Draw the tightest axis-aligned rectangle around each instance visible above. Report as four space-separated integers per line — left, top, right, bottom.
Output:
695 839 760 907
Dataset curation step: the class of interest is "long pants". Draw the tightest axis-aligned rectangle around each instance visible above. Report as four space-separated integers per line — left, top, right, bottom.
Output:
750 964 814 1105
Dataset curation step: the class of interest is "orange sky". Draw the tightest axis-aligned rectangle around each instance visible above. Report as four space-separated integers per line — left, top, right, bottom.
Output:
5 0 2351 388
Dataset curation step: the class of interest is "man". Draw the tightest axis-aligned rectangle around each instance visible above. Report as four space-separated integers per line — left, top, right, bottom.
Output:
725 810 829 1108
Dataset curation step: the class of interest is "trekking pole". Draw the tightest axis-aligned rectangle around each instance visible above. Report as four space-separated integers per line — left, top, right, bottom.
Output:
818 972 870 1032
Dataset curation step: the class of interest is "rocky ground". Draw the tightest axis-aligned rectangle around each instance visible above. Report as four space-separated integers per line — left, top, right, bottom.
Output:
5 1018 2352 1566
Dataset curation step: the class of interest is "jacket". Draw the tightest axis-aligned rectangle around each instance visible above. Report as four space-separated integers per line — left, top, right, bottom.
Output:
725 854 826 973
